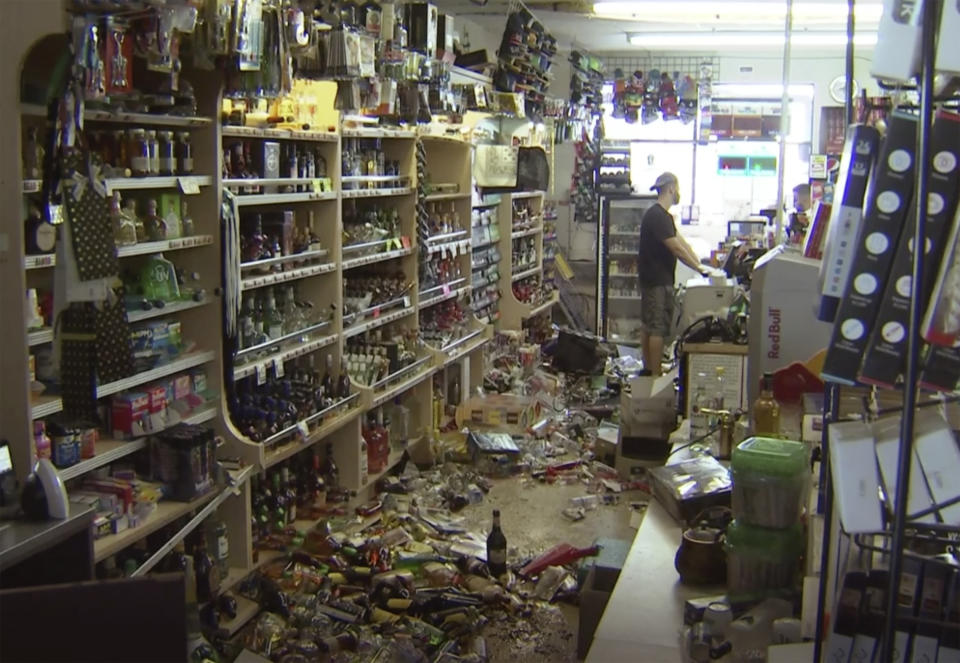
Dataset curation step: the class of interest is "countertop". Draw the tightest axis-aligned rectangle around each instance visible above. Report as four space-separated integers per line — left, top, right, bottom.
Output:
585 497 723 663
0 506 94 572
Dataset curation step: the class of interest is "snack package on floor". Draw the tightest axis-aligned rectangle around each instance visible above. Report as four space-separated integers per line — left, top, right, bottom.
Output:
822 113 918 385
816 123 881 322
859 111 960 387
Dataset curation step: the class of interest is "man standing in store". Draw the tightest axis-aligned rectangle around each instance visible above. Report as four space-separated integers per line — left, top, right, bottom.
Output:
638 172 709 376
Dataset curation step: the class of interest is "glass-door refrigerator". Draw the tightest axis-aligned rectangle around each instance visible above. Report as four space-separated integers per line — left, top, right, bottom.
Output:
596 193 658 342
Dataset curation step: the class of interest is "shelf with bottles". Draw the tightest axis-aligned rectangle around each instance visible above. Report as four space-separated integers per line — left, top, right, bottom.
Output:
261 397 363 472
127 298 209 324
418 279 471 310
471 244 502 272
92 462 252 564
424 235 471 256
115 234 215 258
30 349 216 420
511 226 543 239
233 330 338 381
342 127 417 140
21 103 213 129
420 295 479 349
512 265 541 282
342 270 415 337
102 175 212 195
221 125 338 143
424 192 471 202
427 317 493 369
342 245 414 271
222 130 336 197
344 329 433 398
233 190 338 206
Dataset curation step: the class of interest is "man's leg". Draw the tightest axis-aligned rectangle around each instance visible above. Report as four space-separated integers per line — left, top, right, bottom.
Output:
646 335 664 376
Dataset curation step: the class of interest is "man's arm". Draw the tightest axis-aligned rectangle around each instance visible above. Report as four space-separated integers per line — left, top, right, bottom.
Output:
676 234 701 267
664 237 707 274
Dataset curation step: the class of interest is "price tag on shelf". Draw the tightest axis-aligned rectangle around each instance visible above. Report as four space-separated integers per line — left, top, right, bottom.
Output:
297 421 310 440
274 357 285 377
312 179 322 193
442 284 451 295
403 296 411 309
401 236 411 249
373 307 381 319
256 363 267 385
178 177 201 195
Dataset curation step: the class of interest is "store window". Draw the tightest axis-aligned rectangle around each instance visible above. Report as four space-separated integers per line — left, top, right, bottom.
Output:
601 82 815 250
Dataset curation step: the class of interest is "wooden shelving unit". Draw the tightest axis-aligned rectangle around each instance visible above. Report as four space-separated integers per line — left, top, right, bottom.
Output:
497 191 558 329
1 3 493 606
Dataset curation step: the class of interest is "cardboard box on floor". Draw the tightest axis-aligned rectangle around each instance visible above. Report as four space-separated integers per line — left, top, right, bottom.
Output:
620 373 678 440
456 394 542 434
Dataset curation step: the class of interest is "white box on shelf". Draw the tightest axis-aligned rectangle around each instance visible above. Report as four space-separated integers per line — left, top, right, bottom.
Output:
828 420 883 533
912 408 960 525
871 0 925 82
872 416 937 524
938 0 960 74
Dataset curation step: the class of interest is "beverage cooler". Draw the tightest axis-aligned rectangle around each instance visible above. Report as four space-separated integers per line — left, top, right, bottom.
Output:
595 193 658 342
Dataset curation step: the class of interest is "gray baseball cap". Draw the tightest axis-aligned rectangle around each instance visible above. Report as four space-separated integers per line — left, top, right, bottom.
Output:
650 172 678 191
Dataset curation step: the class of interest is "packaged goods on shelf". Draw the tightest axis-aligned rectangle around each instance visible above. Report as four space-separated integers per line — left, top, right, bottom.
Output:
860 111 960 387
816 124 882 322
822 113 918 385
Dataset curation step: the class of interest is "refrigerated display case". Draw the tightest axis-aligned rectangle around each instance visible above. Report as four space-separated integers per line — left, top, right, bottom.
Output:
596 193 658 342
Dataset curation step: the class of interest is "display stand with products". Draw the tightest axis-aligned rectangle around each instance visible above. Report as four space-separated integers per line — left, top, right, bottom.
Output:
0 4 496 635
499 191 559 330
813 2 960 662
595 193 657 341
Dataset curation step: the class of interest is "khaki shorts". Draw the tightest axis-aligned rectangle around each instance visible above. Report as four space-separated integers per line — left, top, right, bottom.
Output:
640 285 675 337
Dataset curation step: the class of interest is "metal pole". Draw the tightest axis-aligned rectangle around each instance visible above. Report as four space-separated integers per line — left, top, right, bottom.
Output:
813 382 840 662
845 0 856 125
774 0 794 244
879 1 939 660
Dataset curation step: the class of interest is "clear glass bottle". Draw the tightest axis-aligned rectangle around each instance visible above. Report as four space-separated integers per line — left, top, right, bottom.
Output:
158 130 176 175
181 200 194 237
263 290 284 340
176 131 193 174
128 128 149 176
146 129 160 175
112 192 138 246
143 199 167 241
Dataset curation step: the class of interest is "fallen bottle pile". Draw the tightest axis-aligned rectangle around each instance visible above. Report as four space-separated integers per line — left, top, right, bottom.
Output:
215 409 647 663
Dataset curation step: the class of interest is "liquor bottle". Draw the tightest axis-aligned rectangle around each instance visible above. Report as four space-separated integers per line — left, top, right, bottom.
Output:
208 519 230 580
752 372 781 436
690 374 710 442
486 509 507 578
193 537 220 603
111 192 137 247
184 553 221 662
272 471 287 530
321 442 339 490
311 449 327 507
359 432 369 485
144 199 167 241
263 289 284 340
322 354 336 400
337 356 352 398
181 200 194 237
283 465 298 523
240 295 257 349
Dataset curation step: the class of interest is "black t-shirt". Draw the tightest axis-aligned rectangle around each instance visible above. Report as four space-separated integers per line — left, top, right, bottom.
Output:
638 203 677 287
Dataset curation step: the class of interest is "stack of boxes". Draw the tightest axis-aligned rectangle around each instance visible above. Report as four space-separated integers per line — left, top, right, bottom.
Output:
726 437 809 598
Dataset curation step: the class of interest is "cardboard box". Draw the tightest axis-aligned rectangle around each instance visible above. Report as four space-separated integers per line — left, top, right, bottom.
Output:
112 392 150 439
147 385 167 414
913 409 960 525
860 111 960 387
577 565 618 659
817 123 881 321
827 420 883 533
456 394 541 433
173 374 192 401
621 373 677 442
871 0 924 82
822 113 919 384
939 0 960 74
920 344 960 393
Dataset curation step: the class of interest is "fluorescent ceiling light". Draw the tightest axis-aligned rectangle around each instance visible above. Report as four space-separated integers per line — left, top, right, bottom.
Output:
595 1 883 23
626 31 878 47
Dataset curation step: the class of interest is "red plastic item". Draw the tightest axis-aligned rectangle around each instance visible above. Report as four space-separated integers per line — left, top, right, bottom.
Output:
520 543 600 577
771 362 824 404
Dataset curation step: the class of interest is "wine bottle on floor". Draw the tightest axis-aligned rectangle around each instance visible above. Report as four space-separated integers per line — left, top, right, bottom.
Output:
486 509 507 578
